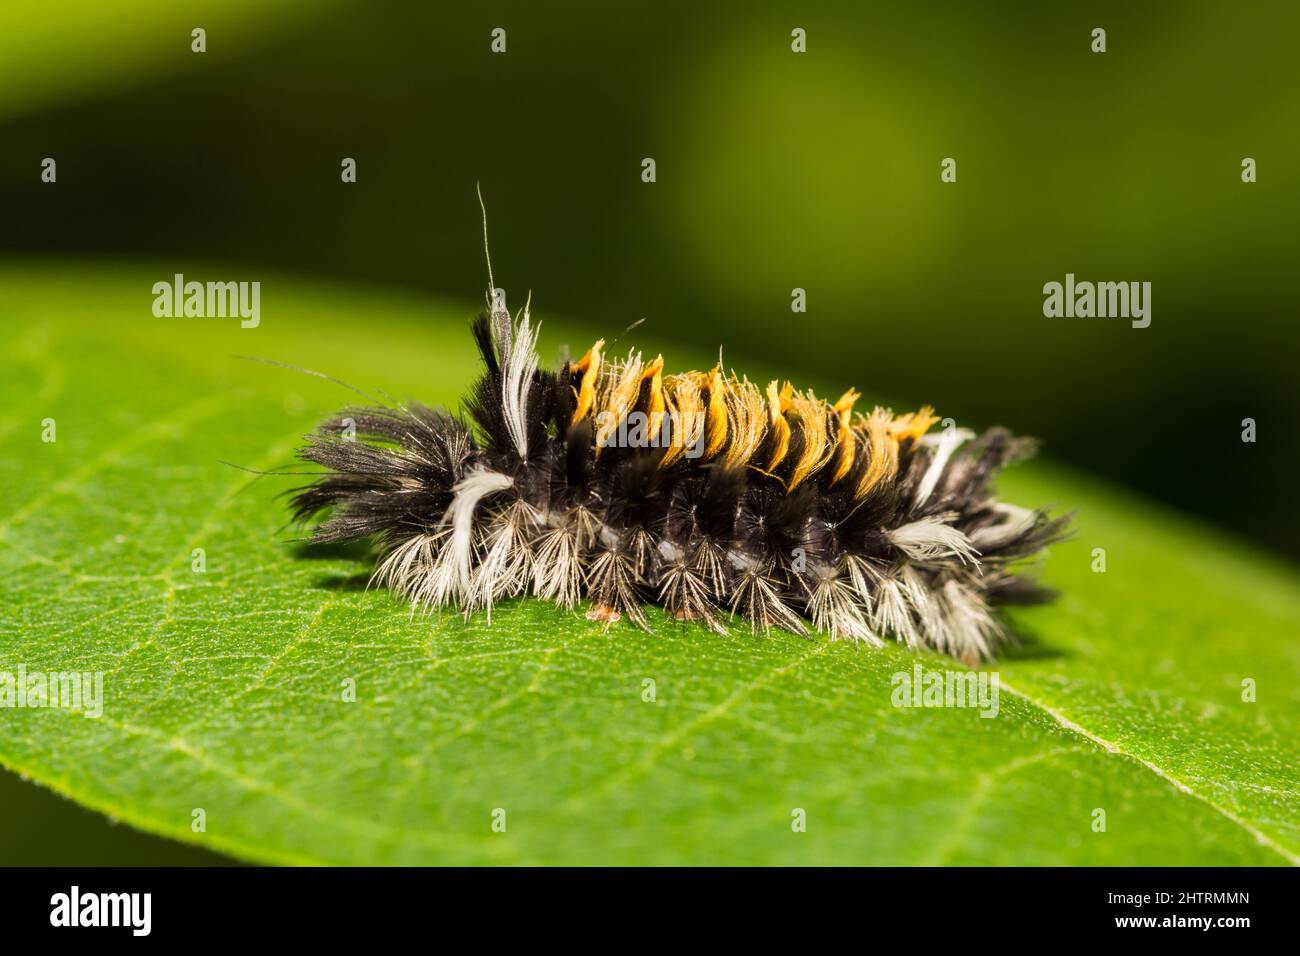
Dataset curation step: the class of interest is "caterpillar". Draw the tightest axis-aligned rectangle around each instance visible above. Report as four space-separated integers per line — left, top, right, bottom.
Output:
290 292 1069 665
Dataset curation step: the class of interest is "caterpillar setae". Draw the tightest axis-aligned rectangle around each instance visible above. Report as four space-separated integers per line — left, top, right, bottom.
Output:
290 290 1069 665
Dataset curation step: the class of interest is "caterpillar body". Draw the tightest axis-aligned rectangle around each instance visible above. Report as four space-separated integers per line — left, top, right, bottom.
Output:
291 294 1068 664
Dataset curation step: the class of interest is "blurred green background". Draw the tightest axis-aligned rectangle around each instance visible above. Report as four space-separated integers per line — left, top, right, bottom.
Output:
1 0 1296 863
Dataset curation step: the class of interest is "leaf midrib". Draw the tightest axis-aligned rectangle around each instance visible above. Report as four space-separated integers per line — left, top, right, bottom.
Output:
998 679 1299 865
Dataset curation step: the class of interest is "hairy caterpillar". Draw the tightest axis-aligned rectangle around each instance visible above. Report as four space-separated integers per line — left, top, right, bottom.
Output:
290 291 1068 665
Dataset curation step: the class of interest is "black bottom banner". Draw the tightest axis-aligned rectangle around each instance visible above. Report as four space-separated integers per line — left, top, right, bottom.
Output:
0 867 1288 942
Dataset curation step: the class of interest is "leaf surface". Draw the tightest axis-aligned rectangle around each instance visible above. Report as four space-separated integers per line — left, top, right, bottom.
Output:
1 264 1297 865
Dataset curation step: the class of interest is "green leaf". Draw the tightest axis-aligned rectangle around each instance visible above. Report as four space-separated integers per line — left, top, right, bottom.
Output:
2 263 1297 866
